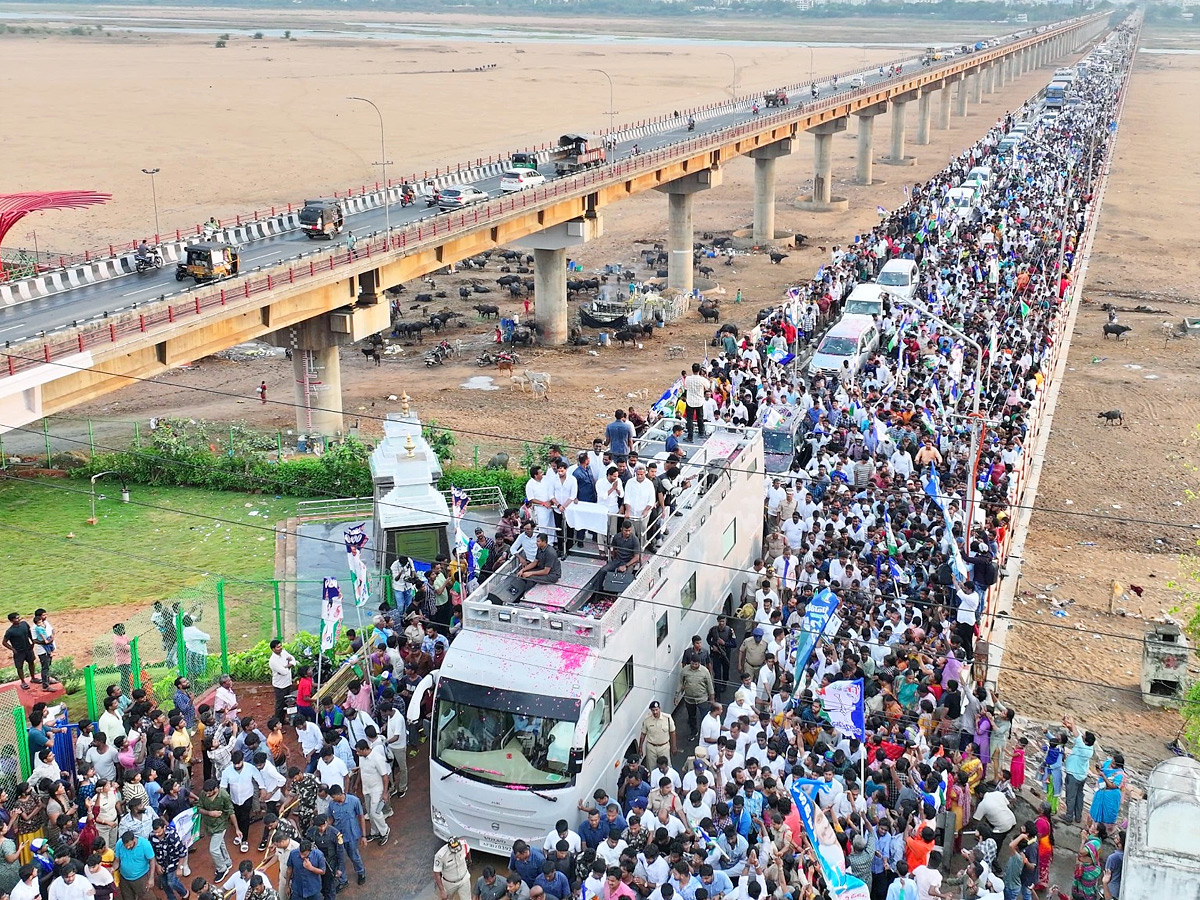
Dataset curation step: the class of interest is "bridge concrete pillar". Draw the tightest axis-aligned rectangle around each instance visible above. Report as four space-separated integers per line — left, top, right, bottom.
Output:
937 83 953 130
954 77 969 118
750 139 794 244
292 345 343 438
883 90 918 166
656 170 722 293
514 217 604 344
996 58 1006 88
268 307 387 438
915 89 933 146
970 70 983 104
853 102 887 185
985 64 997 95
356 269 379 306
796 118 849 212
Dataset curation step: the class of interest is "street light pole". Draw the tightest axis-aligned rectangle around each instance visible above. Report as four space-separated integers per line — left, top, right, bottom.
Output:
802 45 815 84
88 470 128 526
589 69 615 136
348 97 392 244
141 167 160 240
716 52 737 97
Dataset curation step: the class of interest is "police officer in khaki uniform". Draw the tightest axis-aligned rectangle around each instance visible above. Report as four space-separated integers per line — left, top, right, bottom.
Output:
638 701 677 767
433 837 472 900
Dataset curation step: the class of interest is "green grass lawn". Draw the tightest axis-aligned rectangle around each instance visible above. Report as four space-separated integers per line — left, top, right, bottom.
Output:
0 475 301 611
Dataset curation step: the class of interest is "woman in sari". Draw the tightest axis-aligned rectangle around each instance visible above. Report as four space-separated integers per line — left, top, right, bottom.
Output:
1088 752 1125 828
960 742 985 796
1069 823 1106 900
1035 801 1056 892
945 771 972 852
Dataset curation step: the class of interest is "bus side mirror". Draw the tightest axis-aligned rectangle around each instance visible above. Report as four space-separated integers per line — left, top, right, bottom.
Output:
567 748 584 777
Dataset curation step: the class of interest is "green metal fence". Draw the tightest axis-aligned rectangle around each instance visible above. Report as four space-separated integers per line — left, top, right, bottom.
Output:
76 577 333 716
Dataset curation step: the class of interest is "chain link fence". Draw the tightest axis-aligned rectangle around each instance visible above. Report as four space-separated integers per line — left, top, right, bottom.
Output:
0 689 27 794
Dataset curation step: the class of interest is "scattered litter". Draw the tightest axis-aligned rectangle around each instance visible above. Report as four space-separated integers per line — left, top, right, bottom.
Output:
1065 499 1074 505
1112 504 1121 509
1078 541 1095 546
1123 364 1143 370
387 394 398 401
1052 610 1068 618
248 510 260 517
1145 374 1159 380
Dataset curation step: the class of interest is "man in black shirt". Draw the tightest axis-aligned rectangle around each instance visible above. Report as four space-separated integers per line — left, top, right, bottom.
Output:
511 535 562 601
603 521 642 576
3 612 35 690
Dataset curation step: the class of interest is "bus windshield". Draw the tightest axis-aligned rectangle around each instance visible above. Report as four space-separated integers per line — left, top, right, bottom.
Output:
433 678 579 788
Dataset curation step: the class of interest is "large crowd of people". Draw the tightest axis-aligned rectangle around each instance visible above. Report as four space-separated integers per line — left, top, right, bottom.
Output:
426 24 1134 900
0 22 1138 900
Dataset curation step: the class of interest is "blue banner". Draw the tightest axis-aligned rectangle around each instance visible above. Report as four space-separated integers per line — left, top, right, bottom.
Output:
793 587 839 685
788 779 871 900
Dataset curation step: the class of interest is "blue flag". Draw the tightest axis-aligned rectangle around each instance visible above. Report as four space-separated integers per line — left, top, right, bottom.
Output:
793 587 839 685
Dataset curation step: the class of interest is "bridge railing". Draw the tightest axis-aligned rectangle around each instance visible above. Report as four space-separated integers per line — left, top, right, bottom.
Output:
0 16 1105 379
0 16 1097 284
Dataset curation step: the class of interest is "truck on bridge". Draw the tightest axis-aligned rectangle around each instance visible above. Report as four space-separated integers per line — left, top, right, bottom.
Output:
553 134 606 175
763 89 789 108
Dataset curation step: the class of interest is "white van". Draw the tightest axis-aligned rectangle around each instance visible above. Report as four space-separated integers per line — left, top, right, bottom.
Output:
875 258 920 302
808 317 880 379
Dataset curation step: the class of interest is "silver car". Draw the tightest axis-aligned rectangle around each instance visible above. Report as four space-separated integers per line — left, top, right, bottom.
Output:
437 186 489 210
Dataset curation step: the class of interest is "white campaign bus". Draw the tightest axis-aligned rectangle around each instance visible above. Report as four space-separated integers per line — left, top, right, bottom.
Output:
424 421 764 852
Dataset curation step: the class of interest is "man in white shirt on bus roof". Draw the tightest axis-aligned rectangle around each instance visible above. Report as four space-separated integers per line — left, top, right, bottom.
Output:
683 363 710 442
623 466 657 549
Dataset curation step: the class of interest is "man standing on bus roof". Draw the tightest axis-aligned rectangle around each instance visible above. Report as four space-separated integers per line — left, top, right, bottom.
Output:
639 701 677 768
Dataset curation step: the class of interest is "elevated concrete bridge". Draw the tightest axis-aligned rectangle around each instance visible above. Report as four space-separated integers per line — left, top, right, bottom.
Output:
0 15 1108 437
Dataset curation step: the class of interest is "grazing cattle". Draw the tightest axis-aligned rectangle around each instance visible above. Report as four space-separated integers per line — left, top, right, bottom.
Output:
459 286 472 300
614 329 635 346
511 327 535 346
712 237 733 248
508 284 522 298
361 346 382 366
769 252 789 264
1097 409 1124 425
698 265 714 278
434 291 447 299
497 357 514 376
486 452 510 470
473 304 500 319
392 322 425 342
794 233 809 248
698 305 720 322
1103 323 1132 340
516 266 531 275
414 293 433 304
655 269 668 279
496 274 520 286
655 251 668 265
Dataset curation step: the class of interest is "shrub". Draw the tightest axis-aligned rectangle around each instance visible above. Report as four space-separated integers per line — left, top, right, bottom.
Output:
438 464 526 508
215 40 226 48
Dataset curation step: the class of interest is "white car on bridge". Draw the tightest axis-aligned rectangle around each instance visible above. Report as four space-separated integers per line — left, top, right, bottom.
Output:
499 169 547 193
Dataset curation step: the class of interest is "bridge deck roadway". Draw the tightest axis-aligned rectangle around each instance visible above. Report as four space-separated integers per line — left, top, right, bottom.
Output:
0 15 1106 431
